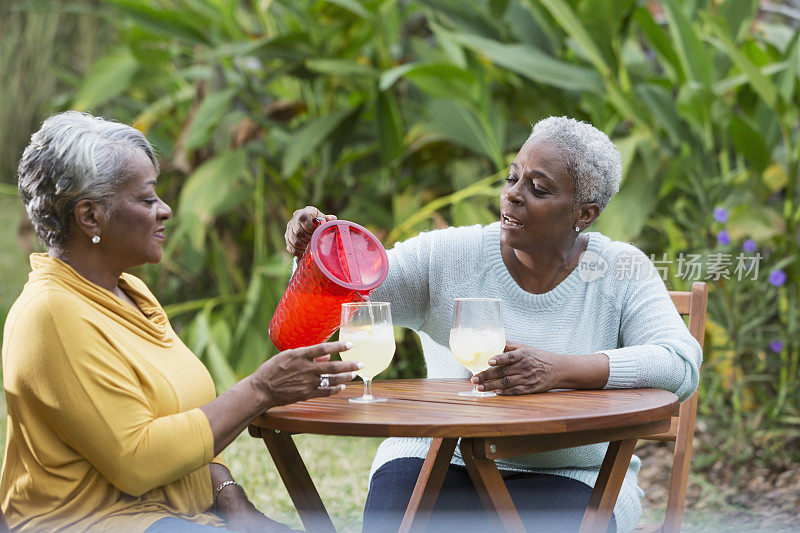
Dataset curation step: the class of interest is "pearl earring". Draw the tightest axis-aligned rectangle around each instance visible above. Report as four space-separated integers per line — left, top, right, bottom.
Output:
91 235 101 244
575 226 580 232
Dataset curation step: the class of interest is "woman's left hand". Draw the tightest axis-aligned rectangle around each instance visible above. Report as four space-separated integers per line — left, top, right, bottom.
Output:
216 495 298 532
471 342 563 395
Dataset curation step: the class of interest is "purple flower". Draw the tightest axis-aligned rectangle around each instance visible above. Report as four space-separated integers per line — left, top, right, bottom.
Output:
717 230 731 245
768 269 786 287
770 340 784 353
714 207 728 224
743 239 757 253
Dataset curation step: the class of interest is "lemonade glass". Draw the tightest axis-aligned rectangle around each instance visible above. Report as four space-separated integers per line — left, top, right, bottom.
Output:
339 302 395 403
449 298 505 397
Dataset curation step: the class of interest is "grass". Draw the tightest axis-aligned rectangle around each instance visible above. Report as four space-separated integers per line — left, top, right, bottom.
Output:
226 433 381 532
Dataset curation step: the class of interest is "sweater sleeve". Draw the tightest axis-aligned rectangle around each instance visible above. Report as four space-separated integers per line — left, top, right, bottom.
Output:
599 248 703 402
26 294 215 497
371 231 434 331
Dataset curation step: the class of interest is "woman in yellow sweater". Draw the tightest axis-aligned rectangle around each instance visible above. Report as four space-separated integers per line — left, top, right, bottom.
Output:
0 111 360 532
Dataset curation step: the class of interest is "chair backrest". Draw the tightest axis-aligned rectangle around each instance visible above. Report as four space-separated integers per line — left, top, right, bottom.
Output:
637 281 707 533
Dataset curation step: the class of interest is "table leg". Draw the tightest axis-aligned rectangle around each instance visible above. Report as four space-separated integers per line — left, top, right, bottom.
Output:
399 437 458 533
459 438 525 533
579 438 638 533
257 427 336 533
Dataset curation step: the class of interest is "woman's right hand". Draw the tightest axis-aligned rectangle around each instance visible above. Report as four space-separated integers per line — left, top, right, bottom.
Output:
249 341 360 408
284 206 336 257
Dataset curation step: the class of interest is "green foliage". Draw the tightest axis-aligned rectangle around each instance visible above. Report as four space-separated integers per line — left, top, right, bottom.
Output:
0 1 111 183
13 0 800 463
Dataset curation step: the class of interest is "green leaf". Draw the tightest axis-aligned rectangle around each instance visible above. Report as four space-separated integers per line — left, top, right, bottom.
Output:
614 133 646 187
776 32 799 103
538 0 610 75
429 21 468 68
323 0 371 19
380 63 477 99
207 319 237 392
730 116 770 172
306 58 378 77
717 0 759 42
178 150 247 224
714 61 791 94
134 86 195 133
489 0 510 17
634 84 686 144
662 0 713 87
184 88 237 151
707 15 780 110
451 199 497 226
281 106 360 177
376 91 404 164
387 170 504 244
379 63 419 91
633 7 684 81
727 204 785 241
106 0 208 45
428 99 502 168
448 32 603 93
593 161 663 240
72 48 138 111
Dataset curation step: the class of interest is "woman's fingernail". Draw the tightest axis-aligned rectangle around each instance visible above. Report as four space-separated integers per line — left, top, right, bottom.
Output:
471 377 479 384
339 384 346 390
351 372 358 379
345 342 354 349
356 362 364 369
489 359 496 365
477 385 484 391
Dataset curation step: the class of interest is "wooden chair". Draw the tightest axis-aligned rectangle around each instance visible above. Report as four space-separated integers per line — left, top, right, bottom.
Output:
635 281 707 533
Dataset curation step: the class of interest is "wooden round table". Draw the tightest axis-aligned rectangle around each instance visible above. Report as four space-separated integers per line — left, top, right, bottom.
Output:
249 379 678 533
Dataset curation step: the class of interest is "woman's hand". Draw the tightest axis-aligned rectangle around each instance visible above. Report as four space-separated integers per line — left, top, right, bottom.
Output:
215 489 298 532
248 341 361 409
202 341 359 457
211 464 299 532
284 206 337 257
471 342 562 395
471 342 610 395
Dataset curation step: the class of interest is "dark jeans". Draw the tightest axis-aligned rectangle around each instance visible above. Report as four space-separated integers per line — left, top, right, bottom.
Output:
145 517 228 532
363 457 617 533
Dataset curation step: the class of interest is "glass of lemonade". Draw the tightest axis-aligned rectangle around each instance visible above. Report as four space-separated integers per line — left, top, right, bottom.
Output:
339 302 396 403
449 298 505 398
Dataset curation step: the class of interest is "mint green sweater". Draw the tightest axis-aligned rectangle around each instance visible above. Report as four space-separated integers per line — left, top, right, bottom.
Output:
369 223 702 533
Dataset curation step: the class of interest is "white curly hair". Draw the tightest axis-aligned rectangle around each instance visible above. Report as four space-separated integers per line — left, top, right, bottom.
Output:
527 116 622 210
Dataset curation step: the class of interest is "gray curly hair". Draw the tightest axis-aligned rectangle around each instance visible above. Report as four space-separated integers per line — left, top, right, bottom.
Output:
527 116 622 210
17 111 159 248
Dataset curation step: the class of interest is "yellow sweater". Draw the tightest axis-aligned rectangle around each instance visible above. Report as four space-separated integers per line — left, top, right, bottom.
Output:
1 254 226 531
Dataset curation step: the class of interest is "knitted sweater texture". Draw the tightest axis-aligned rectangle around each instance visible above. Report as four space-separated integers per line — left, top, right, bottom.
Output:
369 223 702 533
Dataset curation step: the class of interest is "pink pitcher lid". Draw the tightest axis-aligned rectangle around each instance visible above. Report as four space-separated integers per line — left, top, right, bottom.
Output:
309 220 388 291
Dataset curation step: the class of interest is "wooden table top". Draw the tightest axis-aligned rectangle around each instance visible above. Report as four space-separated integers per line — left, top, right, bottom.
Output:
251 379 679 438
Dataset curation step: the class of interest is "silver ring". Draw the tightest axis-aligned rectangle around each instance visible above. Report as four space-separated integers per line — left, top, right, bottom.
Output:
320 375 330 388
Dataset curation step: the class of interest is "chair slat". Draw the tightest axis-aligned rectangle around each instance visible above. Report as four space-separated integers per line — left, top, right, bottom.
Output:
639 281 707 533
668 292 692 315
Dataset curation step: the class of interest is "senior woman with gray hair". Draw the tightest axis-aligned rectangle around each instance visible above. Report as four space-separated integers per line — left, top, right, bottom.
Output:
0 111 361 532
285 116 702 532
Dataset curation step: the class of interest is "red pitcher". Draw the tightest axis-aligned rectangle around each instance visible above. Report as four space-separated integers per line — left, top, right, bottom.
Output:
268 219 389 351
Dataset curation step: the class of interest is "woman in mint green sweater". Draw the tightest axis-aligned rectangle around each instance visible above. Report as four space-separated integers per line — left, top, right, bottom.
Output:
285 116 702 532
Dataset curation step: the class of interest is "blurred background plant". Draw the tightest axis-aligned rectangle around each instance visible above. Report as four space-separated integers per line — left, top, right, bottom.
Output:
1 0 798 481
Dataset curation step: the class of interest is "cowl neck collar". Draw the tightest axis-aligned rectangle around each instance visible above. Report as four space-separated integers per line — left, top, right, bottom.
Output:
29 253 172 346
